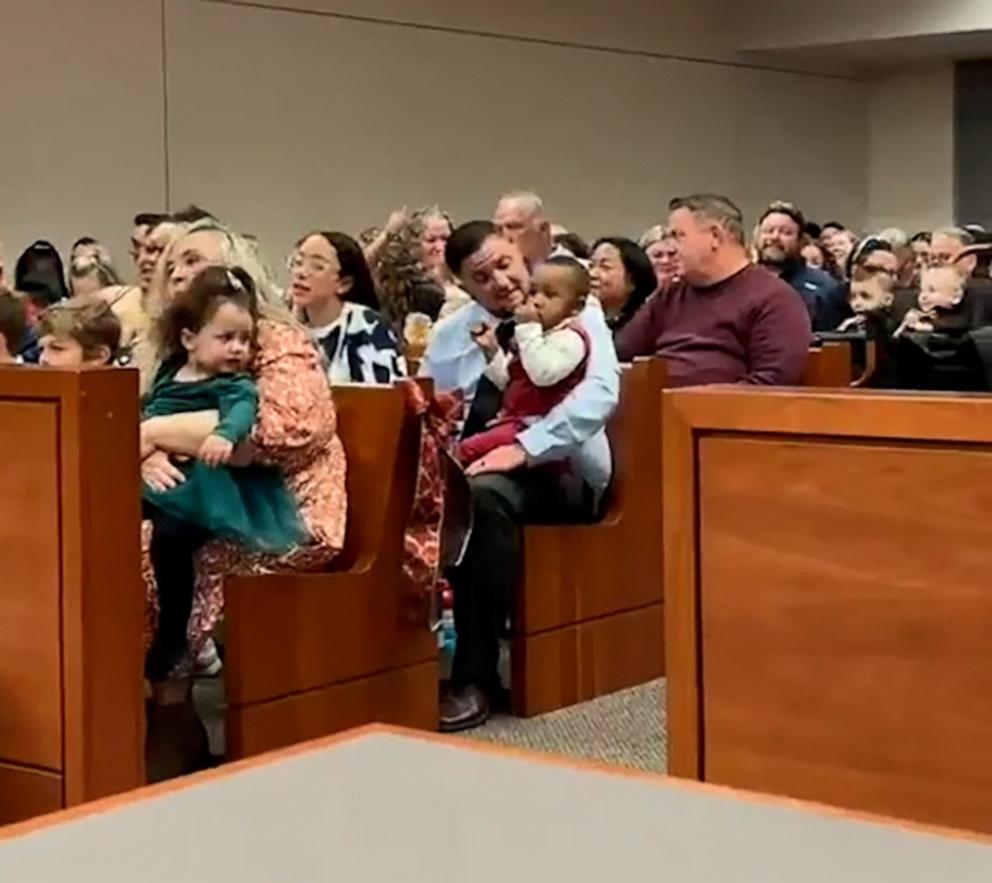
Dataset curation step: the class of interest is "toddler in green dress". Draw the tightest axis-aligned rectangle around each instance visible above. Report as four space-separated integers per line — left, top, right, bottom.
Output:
142 266 303 679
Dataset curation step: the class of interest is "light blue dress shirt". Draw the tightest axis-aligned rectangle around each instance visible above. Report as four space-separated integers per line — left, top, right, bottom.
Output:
420 297 620 494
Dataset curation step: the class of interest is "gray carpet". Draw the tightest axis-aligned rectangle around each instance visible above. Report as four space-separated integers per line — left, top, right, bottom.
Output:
462 680 667 773
194 677 667 773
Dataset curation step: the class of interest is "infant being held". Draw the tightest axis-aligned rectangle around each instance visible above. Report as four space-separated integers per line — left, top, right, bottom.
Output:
459 257 591 472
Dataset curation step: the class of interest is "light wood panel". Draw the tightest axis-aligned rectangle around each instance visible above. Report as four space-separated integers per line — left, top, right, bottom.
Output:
0 368 145 824
57 369 145 805
663 385 992 835
0 403 62 771
513 604 663 717
699 436 992 831
225 381 439 757
228 663 439 759
512 359 667 717
0 764 62 828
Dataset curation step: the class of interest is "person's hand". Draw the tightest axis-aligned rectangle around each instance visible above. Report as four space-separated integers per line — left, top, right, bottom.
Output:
228 440 257 468
894 308 934 338
141 450 186 493
465 443 528 476
471 322 499 362
514 298 540 325
199 434 234 468
385 207 409 235
836 315 864 334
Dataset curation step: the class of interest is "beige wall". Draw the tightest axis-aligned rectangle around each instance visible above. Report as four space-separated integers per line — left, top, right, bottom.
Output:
865 64 955 233
2 0 868 278
0 0 165 276
741 0 992 50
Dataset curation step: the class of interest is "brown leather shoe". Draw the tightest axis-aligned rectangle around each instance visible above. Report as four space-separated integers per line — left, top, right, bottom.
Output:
440 685 491 733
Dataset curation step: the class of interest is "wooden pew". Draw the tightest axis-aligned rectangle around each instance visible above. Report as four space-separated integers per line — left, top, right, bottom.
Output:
224 382 439 760
662 385 992 835
512 359 668 716
0 368 144 825
802 341 852 387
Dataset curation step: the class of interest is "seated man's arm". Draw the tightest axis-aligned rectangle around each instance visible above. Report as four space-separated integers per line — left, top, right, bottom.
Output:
517 303 620 464
615 294 661 362
742 291 813 385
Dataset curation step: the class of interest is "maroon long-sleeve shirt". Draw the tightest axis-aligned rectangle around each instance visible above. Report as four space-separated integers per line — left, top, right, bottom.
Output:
615 264 811 386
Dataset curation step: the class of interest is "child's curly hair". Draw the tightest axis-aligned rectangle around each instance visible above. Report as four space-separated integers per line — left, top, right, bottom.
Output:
157 265 258 360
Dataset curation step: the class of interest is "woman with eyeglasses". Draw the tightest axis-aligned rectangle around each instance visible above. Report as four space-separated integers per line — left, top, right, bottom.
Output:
290 231 405 385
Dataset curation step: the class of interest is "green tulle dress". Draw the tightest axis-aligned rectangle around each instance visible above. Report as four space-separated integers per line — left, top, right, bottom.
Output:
142 360 304 552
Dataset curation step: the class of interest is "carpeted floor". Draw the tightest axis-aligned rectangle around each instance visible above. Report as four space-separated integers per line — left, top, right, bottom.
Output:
462 680 667 773
195 677 667 773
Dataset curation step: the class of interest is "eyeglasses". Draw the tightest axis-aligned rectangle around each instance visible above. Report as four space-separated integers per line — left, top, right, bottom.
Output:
287 254 335 275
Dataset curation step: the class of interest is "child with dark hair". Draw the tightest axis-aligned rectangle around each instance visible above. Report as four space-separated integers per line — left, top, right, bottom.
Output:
15 240 69 306
142 265 302 679
458 256 593 469
0 291 27 364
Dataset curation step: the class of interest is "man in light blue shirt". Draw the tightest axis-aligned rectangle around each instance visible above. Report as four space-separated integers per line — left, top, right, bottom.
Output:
421 220 620 732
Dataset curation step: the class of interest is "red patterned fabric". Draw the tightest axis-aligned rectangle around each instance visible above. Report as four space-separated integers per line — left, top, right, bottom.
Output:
400 380 462 605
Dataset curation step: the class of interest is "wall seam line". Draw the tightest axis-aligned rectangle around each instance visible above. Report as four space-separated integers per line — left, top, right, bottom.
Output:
202 0 858 82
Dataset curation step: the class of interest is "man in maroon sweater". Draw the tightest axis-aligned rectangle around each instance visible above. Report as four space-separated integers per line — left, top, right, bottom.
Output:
617 193 811 385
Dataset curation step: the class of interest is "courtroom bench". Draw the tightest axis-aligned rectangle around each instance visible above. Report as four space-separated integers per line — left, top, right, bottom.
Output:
0 367 144 825
510 340 856 718
224 381 439 759
512 358 668 716
662 384 992 835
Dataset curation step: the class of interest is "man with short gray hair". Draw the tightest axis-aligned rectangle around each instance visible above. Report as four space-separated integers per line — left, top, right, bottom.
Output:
930 227 978 277
493 191 571 269
617 193 811 385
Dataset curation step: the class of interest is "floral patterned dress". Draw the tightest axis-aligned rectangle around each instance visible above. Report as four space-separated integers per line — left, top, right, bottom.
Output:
143 320 347 669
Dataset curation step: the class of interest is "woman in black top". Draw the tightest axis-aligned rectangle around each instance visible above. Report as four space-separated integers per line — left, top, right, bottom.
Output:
588 237 657 336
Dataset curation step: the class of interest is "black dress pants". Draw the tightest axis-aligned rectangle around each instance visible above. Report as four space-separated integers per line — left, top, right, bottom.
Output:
449 468 599 693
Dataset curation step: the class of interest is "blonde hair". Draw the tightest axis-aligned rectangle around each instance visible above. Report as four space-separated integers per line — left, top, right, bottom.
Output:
138 218 296 392
638 224 674 249
920 264 967 287
373 205 451 327
69 254 122 290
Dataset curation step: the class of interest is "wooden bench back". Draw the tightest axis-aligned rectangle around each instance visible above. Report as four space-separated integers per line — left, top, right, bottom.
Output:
802 342 852 387
601 357 669 522
0 367 143 823
330 382 422 572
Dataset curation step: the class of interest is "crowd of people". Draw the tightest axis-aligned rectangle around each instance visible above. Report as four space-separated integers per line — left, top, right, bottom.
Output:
1 188 989 760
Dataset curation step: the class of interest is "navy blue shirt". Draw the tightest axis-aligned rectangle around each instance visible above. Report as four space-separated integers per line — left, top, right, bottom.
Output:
783 263 848 332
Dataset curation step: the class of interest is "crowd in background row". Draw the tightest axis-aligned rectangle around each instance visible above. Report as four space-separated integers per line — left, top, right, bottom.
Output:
2 193 989 388
3 191 992 746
